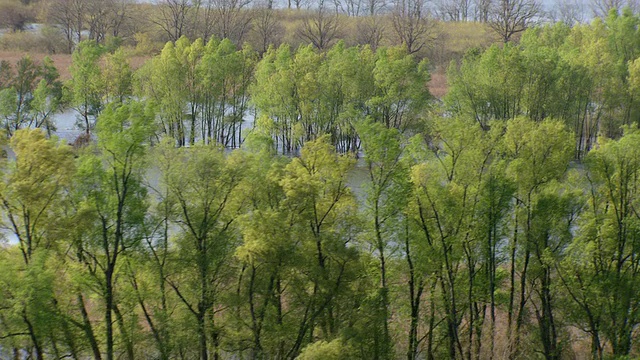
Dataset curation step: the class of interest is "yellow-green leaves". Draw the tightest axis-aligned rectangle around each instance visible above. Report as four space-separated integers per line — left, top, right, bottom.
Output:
504 117 573 192
1 129 74 260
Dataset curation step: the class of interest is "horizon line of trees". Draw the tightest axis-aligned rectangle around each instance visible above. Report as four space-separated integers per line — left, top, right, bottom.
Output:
1 0 635 59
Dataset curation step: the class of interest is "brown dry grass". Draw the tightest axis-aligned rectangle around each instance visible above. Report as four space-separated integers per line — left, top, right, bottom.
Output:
0 50 150 80
429 69 448 99
0 50 73 78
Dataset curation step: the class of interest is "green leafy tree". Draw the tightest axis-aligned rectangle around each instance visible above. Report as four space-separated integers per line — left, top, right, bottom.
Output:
278 135 360 357
0 57 63 137
575 128 640 357
368 46 431 131
407 117 493 359
160 144 245 360
73 101 153 360
0 129 75 359
358 121 409 359
136 39 189 145
502 117 573 359
69 40 106 135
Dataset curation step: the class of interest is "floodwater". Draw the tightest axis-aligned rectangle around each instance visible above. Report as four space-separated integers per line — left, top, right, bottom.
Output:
1 109 372 245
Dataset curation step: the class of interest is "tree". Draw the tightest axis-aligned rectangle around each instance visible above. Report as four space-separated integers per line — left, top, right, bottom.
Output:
0 56 39 136
155 0 193 41
408 117 492 359
233 141 293 358
209 0 253 45
73 101 153 360
198 38 256 147
0 0 33 32
161 144 245 360
368 46 431 131
591 0 638 18
298 3 342 51
391 0 432 54
278 135 360 357
502 117 573 359
44 0 87 53
0 129 74 264
434 0 473 21
136 39 189 145
68 40 105 135
551 0 586 24
489 0 541 42
356 16 385 50
475 0 493 21
0 129 75 360
0 56 64 137
358 121 409 359
103 48 133 104
575 128 640 357
29 58 65 136
445 44 526 128
251 6 284 54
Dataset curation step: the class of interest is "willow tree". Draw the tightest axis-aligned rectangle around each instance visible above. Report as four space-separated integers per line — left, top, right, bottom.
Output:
358 121 409 359
407 117 495 359
160 144 245 360
572 128 640 357
0 129 75 359
368 46 431 132
502 117 573 359
68 40 105 135
198 38 256 147
278 135 361 358
73 101 154 360
136 40 189 145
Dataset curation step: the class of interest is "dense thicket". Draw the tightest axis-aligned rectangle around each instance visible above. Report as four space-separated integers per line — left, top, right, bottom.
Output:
4 9 640 360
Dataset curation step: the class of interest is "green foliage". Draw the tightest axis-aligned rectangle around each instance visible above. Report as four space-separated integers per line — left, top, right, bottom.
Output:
0 56 64 136
296 338 356 360
68 40 106 134
251 42 431 153
9 20 640 359
446 15 640 158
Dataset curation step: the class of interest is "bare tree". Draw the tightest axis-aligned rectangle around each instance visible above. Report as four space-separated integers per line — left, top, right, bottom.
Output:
0 0 34 32
366 0 387 15
251 5 284 53
291 0 308 9
475 0 493 21
551 0 586 24
154 0 193 41
356 15 385 50
392 0 433 54
334 0 365 16
591 0 638 18
434 0 472 21
108 0 130 38
298 2 341 50
489 0 541 42
86 0 111 43
44 0 86 53
209 0 253 45
84 0 135 44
